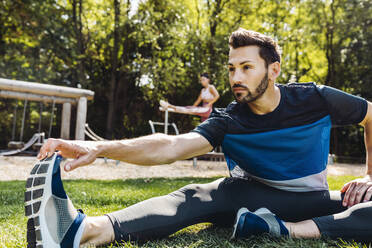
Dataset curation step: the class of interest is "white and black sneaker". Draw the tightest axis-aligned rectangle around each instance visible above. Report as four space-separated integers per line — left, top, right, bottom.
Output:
25 153 86 248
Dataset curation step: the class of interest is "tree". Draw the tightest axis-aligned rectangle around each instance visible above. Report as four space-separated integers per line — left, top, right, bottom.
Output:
1 0 372 160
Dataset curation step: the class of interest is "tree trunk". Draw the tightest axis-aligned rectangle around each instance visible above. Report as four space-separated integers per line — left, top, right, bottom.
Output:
106 0 120 139
324 0 339 156
72 0 86 86
207 0 226 77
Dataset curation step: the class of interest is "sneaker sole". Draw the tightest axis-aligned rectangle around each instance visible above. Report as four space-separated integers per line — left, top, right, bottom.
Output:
25 153 61 248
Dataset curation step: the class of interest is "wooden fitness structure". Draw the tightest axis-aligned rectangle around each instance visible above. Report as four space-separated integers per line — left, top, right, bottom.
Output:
0 78 94 141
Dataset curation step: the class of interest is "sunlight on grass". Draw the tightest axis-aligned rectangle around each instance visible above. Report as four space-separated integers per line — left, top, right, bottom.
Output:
0 176 369 247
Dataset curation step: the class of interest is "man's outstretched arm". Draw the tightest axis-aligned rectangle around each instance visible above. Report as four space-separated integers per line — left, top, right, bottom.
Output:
37 132 213 172
341 101 372 207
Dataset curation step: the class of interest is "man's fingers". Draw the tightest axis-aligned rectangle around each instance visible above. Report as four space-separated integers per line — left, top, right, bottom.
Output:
352 184 368 205
37 138 96 168
342 178 372 206
37 139 59 160
343 182 372 207
341 182 351 193
363 187 372 202
37 145 47 159
342 182 355 207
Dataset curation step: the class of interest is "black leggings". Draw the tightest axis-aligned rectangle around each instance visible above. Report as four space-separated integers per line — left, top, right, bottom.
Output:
106 177 372 242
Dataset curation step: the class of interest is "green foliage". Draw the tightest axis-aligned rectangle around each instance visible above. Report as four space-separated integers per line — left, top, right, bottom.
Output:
1 0 372 157
0 176 368 247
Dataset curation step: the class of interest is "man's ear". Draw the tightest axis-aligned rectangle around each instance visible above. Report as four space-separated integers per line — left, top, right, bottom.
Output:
269 61 281 81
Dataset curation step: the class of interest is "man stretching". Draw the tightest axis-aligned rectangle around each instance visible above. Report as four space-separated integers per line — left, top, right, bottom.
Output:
27 28 372 248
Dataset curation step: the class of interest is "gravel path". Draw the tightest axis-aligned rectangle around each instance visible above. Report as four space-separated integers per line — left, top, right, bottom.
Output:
0 155 366 181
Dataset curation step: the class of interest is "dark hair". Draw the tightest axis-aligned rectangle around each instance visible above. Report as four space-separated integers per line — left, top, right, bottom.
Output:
200 72 210 79
229 28 281 67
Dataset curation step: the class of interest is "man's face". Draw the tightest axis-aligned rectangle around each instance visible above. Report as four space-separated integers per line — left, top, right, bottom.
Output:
228 46 269 103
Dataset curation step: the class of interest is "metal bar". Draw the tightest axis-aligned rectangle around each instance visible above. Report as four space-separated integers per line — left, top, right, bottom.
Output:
148 120 156 134
164 109 168 134
0 78 94 100
20 99 28 141
11 104 17 141
0 90 76 104
37 102 43 143
171 123 179 135
48 99 55 138
151 121 175 126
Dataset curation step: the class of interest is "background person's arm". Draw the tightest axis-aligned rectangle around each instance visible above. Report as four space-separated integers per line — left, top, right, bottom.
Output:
341 101 372 206
206 85 220 107
360 101 372 178
38 132 213 172
193 92 203 106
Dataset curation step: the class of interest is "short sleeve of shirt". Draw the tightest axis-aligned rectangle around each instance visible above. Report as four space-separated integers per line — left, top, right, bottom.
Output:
191 108 228 148
316 85 368 126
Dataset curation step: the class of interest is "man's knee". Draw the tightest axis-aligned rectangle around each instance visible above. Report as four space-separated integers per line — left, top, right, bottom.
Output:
168 178 229 204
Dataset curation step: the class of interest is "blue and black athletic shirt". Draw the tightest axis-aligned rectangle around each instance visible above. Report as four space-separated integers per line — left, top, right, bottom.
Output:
192 83 368 192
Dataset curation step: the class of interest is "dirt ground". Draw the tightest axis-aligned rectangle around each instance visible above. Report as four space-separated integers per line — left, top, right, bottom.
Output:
0 155 366 181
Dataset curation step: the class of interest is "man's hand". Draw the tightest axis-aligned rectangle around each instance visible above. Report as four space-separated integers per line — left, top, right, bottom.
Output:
341 175 372 207
37 138 100 172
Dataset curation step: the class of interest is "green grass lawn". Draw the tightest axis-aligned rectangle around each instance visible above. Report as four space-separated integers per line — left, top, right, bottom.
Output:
0 175 370 248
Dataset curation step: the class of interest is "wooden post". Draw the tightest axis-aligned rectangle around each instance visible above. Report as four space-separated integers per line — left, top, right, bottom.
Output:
61 102 71 139
75 97 87 140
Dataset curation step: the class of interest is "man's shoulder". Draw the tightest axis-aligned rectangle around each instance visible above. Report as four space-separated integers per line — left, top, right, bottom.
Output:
279 82 317 90
224 101 245 115
210 106 228 117
207 102 241 120
279 82 324 101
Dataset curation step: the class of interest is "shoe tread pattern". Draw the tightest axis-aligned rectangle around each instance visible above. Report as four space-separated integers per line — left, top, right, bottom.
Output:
36 164 49 174
25 156 55 248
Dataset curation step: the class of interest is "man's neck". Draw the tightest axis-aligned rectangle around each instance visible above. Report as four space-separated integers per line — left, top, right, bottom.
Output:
247 84 281 115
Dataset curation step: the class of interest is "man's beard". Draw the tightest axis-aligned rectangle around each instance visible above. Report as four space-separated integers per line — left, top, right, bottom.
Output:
233 71 269 104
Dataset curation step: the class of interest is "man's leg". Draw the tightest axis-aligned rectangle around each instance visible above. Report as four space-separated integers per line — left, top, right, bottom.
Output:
102 177 347 244
311 201 372 241
104 178 234 243
286 220 321 238
26 161 234 248
27 160 347 248
79 216 115 246
221 177 347 222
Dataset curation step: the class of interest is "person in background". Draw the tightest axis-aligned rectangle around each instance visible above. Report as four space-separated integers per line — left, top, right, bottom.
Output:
160 72 219 122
